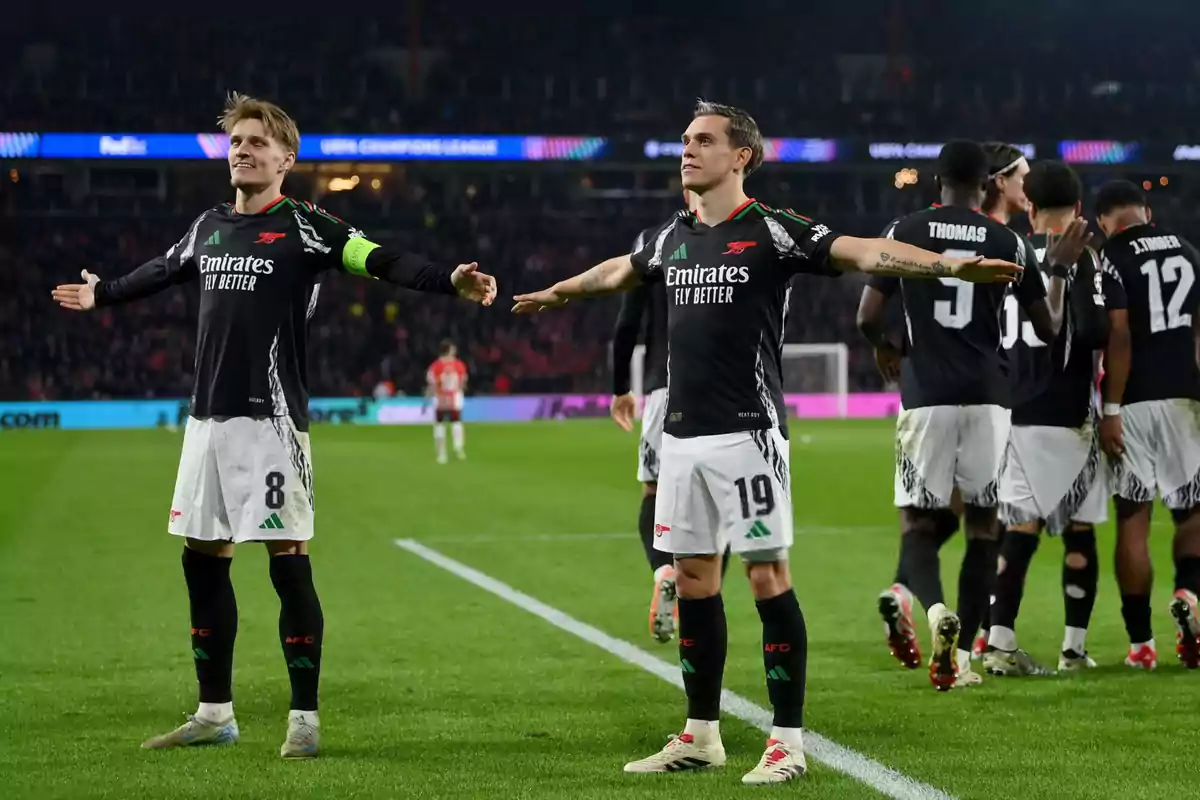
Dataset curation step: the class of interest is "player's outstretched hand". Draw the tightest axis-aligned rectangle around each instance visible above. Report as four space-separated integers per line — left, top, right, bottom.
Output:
1046 217 1094 272
950 257 1022 284
1100 413 1125 460
511 286 568 314
451 262 497 306
610 393 636 432
51 269 100 311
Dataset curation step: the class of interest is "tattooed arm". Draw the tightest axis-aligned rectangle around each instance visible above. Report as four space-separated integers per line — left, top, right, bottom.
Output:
511 255 641 313
827 237 1022 284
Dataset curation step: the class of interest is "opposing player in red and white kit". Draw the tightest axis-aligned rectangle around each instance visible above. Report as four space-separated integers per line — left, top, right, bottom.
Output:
426 341 468 463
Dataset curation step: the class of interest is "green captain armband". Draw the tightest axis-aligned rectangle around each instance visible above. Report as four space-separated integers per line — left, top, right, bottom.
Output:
342 236 381 278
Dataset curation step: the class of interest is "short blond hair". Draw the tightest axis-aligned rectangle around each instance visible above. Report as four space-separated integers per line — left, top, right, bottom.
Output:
219 92 300 155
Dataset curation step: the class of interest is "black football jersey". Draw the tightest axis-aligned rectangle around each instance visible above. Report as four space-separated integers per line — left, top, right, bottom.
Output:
611 228 669 396
1008 238 1113 427
1100 223 1200 403
630 200 842 438
869 205 1046 409
93 196 457 429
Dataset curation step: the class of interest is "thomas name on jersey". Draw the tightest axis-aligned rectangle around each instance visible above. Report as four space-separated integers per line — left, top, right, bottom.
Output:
665 263 750 305
927 222 988 243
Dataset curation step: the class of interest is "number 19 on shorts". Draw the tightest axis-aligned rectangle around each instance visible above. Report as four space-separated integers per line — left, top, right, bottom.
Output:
735 475 775 518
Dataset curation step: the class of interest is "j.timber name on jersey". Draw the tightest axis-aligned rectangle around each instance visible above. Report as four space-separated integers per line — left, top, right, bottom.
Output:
198 253 276 292
665 263 751 305
1130 234 1183 254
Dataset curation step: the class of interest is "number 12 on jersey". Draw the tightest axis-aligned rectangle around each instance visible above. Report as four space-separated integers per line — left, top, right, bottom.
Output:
1141 255 1195 332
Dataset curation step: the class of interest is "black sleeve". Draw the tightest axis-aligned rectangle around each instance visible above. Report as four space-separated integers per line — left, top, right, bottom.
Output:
1071 248 1111 350
93 214 205 307
1185 240 1200 316
630 219 673 284
361 247 457 295
611 284 649 396
771 210 842 277
1014 236 1048 310
301 201 458 294
1100 251 1128 310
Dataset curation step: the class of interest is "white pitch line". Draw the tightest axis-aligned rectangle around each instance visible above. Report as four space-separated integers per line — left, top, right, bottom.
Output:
394 538 956 800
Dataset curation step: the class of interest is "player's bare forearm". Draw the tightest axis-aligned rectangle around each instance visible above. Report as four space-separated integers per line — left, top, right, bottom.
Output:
855 287 891 348
829 237 953 277
1104 311 1132 404
1028 275 1066 342
556 255 641 298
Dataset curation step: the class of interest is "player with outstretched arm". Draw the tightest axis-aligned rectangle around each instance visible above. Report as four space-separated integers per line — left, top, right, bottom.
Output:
51 93 496 758
511 100 1022 785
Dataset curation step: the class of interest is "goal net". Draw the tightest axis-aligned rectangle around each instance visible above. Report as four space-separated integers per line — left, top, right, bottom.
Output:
629 342 849 418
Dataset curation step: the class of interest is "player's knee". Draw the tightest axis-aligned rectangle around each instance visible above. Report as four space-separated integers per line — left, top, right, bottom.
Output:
1114 496 1149 523
901 507 940 538
1063 525 1097 569
642 481 657 498
964 505 1000 540
1170 506 1200 527
1172 509 1200 556
265 539 308 557
743 555 791 599
186 538 234 558
674 554 722 599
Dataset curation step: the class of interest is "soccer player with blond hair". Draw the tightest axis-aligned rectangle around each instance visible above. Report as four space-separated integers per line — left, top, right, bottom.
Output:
52 93 496 758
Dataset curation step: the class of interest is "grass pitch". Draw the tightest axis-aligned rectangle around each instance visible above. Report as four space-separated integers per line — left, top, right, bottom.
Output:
0 420 1189 799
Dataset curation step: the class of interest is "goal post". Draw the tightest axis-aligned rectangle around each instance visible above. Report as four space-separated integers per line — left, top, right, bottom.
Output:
629 342 850 419
781 343 850 418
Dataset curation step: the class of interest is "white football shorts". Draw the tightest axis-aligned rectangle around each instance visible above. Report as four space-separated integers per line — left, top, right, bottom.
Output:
168 416 315 543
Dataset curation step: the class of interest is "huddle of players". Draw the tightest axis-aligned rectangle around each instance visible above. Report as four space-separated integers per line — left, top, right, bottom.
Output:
863 141 1200 689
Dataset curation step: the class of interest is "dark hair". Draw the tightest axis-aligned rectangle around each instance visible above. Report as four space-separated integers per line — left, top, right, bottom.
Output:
439 339 455 355
1024 160 1082 211
1094 180 1148 217
936 140 989 189
982 142 1026 179
981 142 1026 210
693 99 765 176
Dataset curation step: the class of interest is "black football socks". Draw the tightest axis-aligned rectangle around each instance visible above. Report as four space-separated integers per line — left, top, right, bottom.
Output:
897 528 945 611
182 547 238 705
678 594 727 721
1062 529 1099 654
957 537 999 654
987 530 1040 649
756 589 808 728
270 555 324 711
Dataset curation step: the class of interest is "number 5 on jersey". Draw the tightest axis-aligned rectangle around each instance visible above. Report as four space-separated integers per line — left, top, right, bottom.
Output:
932 249 976 329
